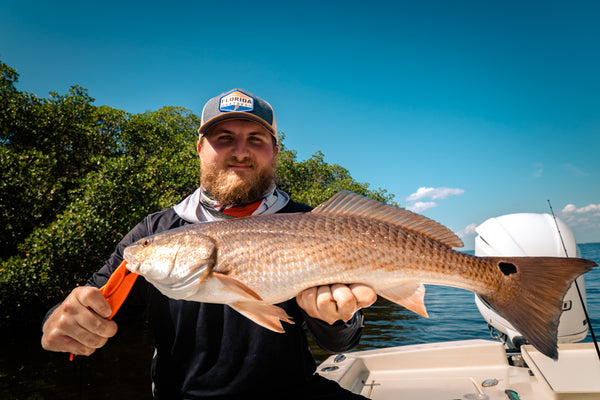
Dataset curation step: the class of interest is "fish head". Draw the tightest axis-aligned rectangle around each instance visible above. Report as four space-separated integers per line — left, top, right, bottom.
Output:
124 227 216 287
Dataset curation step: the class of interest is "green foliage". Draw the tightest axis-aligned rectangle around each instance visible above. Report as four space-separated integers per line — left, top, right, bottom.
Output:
0 59 395 329
0 60 128 259
0 147 62 259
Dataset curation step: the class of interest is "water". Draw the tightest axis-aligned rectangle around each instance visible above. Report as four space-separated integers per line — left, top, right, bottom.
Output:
2 243 600 399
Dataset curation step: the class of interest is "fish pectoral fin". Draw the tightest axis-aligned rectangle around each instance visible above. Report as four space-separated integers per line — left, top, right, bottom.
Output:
212 272 263 301
378 282 429 318
229 301 295 333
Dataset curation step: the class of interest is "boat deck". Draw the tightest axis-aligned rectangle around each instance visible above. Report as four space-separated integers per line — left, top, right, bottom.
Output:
316 340 600 399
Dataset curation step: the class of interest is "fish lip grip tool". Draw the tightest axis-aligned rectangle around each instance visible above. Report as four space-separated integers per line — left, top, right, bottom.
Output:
70 260 138 360
98 260 138 320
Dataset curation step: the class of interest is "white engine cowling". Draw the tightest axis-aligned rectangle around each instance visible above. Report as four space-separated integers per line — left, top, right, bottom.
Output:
474 213 588 349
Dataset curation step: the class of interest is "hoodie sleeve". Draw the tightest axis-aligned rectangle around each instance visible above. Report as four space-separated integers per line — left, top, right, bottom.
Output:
302 309 365 354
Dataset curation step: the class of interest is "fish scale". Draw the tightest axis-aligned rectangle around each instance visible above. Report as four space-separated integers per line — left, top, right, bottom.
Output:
124 190 596 360
215 216 422 289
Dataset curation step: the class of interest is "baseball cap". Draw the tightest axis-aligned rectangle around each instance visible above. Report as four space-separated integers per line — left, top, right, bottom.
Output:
198 89 278 143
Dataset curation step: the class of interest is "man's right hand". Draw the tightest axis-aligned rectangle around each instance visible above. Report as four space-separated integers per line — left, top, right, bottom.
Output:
41 286 118 356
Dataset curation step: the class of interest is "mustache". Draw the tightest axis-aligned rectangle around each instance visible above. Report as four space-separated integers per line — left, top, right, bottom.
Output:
228 156 255 168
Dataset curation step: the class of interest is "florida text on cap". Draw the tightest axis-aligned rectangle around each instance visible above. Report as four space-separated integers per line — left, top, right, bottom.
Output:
198 89 278 143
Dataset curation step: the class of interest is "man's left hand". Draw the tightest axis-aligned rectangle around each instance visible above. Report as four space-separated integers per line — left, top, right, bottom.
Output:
296 283 377 325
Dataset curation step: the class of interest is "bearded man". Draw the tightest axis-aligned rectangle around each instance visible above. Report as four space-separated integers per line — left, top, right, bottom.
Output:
41 88 376 399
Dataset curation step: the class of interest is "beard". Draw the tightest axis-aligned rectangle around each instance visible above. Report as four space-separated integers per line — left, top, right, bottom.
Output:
200 157 278 206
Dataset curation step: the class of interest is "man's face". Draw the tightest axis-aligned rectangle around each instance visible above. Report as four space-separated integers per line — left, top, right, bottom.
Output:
198 119 279 205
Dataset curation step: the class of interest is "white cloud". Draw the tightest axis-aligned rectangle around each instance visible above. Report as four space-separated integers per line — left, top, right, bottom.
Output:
457 223 478 239
532 162 543 178
406 187 465 202
562 163 589 176
558 203 600 242
456 222 478 250
561 203 600 215
406 201 438 213
405 186 465 214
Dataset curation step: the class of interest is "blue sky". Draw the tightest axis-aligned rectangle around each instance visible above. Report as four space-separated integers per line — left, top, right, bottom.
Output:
2 0 599 249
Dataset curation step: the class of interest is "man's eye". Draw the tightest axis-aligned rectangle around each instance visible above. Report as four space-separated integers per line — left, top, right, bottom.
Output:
250 134 271 144
216 135 233 142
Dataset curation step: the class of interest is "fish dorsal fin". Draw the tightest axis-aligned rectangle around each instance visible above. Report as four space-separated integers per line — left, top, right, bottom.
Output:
312 190 463 248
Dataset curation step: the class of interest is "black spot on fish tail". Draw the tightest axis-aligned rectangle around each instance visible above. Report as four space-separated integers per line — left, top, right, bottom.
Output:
498 262 518 276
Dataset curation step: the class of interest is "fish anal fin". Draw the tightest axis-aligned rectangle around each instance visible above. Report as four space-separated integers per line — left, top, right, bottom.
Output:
312 191 463 248
378 282 429 318
212 272 263 301
229 301 295 333
211 273 296 333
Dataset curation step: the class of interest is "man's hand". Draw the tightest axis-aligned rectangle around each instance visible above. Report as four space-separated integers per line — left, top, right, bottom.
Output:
296 283 377 325
41 286 118 356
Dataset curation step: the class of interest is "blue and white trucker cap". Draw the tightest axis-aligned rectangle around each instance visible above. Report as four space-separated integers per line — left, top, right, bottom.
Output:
198 89 278 143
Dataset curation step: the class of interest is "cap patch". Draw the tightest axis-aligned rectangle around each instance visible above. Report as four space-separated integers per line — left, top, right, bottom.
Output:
219 90 254 113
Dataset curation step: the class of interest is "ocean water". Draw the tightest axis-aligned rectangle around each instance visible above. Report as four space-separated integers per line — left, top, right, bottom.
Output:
313 242 600 360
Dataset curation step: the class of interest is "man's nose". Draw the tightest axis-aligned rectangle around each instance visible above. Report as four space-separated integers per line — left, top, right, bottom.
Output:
231 138 250 158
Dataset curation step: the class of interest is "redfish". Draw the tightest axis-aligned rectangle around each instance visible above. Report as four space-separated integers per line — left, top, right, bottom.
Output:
123 191 595 359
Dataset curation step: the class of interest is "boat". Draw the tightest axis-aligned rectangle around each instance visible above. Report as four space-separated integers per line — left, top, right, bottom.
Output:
316 213 600 399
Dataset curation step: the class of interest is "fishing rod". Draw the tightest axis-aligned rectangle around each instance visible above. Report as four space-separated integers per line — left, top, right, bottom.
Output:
547 200 600 362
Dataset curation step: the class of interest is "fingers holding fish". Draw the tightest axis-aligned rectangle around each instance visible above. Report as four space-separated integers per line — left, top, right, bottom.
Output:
330 284 361 323
348 283 377 309
313 284 349 324
297 284 372 325
330 284 376 322
295 286 319 319
297 285 340 324
41 286 118 356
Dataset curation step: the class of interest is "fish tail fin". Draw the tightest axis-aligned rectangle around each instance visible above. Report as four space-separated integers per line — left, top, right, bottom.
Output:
482 256 595 360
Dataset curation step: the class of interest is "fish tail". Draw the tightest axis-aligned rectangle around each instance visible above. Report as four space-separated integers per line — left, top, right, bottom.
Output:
481 256 596 360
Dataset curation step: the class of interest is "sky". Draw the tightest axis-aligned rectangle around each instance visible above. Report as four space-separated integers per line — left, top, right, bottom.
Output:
2 0 599 249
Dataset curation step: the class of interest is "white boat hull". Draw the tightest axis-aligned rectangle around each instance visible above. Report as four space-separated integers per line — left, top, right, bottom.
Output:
316 339 600 399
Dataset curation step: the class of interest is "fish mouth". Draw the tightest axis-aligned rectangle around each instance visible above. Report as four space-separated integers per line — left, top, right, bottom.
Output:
124 254 141 273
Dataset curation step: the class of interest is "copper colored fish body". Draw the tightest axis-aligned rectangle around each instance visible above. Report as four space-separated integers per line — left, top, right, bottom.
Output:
124 191 596 360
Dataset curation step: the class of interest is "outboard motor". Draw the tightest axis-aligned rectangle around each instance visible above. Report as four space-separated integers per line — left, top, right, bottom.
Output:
474 213 588 352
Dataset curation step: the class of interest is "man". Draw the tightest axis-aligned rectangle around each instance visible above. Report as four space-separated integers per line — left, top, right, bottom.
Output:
41 88 377 399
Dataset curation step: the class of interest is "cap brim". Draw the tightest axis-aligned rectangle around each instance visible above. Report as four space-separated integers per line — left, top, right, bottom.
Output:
198 113 276 136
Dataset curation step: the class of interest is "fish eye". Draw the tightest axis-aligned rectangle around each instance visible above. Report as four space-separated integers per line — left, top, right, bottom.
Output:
142 239 151 247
